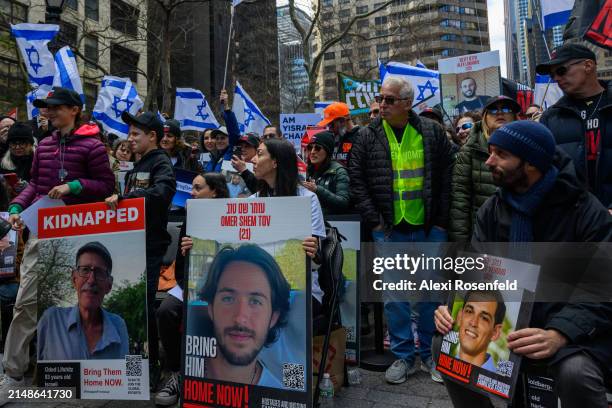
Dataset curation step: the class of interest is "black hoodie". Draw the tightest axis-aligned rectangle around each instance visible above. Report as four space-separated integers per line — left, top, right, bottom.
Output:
121 148 176 252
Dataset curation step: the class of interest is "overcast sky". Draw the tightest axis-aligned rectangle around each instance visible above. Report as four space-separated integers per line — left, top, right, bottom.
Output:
487 0 507 76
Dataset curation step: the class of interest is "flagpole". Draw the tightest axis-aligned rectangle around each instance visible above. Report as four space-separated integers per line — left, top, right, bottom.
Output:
222 5 235 92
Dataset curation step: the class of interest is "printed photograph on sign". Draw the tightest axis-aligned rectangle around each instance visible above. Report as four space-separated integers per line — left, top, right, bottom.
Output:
435 255 537 401
36 199 149 400
438 50 502 119
183 197 312 408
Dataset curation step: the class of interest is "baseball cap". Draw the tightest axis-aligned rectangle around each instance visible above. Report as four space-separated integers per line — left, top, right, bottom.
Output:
76 241 113 275
483 95 521 113
121 111 165 141
238 133 260 148
33 87 82 108
164 119 182 138
536 44 597 75
419 107 443 123
7 122 34 145
317 102 350 127
211 126 228 138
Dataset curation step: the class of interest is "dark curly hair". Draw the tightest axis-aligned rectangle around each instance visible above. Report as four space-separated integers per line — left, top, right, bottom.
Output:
199 244 291 346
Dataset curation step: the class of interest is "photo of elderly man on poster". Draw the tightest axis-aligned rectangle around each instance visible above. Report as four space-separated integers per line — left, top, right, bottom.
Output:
37 241 129 360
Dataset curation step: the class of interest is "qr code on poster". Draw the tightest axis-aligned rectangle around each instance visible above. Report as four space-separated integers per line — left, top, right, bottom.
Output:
282 363 305 390
496 360 514 377
125 355 143 377
346 326 356 342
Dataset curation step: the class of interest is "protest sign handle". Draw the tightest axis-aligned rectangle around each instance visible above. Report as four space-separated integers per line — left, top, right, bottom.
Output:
222 6 235 91
538 78 552 108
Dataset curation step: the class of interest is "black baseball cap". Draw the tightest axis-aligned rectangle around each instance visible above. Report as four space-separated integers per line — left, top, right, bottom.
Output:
536 44 597 75
33 87 82 108
483 95 521 113
238 133 260 148
164 119 181 138
121 111 164 141
76 241 113 275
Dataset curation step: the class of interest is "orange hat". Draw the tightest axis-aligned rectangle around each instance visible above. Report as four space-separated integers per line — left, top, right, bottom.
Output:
317 102 350 127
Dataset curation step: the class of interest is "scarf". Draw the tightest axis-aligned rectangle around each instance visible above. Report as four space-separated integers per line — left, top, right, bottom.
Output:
501 166 559 242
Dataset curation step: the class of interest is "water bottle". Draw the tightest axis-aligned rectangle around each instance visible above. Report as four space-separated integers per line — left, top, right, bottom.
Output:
319 373 334 406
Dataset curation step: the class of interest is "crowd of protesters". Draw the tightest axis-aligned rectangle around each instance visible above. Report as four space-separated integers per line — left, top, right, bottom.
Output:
0 42 608 408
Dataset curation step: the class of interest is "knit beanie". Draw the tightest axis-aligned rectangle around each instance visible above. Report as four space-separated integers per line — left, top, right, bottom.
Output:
310 131 335 155
7 122 34 145
488 120 556 173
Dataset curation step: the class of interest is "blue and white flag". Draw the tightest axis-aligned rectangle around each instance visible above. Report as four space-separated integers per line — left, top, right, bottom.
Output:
232 81 271 135
379 60 440 114
11 23 59 88
93 76 144 138
52 46 85 107
232 0 244 6
415 60 427 69
25 85 52 120
541 0 575 30
157 111 167 123
534 74 563 110
314 101 333 117
174 88 219 131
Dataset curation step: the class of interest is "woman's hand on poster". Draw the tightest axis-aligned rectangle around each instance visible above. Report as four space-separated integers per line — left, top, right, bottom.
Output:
507 328 568 359
181 236 193 256
48 184 70 199
302 236 318 259
434 305 454 335
105 194 119 210
8 214 23 231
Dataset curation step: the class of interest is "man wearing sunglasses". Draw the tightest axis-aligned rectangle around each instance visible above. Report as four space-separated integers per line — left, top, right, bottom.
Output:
37 242 129 361
349 76 453 384
537 43 612 212
317 102 360 167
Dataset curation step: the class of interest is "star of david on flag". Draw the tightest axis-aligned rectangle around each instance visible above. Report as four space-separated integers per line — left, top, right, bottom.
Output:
379 61 441 114
93 76 143 138
174 88 219 131
232 81 270 135
11 23 59 88
26 85 52 120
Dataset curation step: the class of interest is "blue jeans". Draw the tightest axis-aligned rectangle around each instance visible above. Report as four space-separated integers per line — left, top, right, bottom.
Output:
372 226 447 364
0 282 18 303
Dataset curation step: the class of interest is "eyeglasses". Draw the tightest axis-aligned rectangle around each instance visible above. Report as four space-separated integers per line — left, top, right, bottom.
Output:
455 122 473 133
488 107 513 115
549 59 586 78
262 133 276 139
306 144 323 152
75 265 110 281
8 140 28 147
374 95 409 105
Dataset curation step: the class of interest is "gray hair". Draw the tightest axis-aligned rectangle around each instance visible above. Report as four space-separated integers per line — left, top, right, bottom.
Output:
382 76 414 101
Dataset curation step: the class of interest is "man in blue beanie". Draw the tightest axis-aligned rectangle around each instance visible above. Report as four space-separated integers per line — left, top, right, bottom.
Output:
434 120 612 407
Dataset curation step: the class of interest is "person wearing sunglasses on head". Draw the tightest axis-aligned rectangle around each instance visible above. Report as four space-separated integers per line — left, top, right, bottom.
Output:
302 131 350 215
449 96 520 242
349 76 453 384
537 43 612 213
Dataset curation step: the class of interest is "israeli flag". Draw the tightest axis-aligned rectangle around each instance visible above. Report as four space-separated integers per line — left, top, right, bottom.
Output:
415 60 427 69
25 85 52 120
314 101 333 116
53 46 85 107
11 23 59 88
157 111 167 123
232 81 271 135
534 74 563 110
541 0 574 30
92 76 144 138
174 88 219 131
380 60 440 114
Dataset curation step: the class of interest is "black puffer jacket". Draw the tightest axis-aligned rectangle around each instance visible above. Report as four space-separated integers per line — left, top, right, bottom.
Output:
473 149 612 376
348 113 453 233
540 80 612 208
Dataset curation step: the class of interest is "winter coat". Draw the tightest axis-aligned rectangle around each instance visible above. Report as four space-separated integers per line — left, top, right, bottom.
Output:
11 125 115 210
473 149 612 376
170 145 203 173
308 160 350 215
121 149 176 253
348 113 453 233
0 150 35 182
205 110 241 173
539 80 612 208
240 169 258 193
449 122 497 241
333 125 360 167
